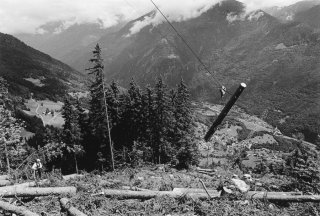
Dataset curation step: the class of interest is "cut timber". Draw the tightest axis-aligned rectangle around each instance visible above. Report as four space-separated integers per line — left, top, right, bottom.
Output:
0 186 76 198
247 192 320 202
197 171 215 176
0 180 11 186
122 186 151 191
60 198 87 216
94 189 320 202
0 200 39 216
196 168 215 172
62 174 84 181
13 179 50 188
0 175 9 180
97 189 220 200
204 83 247 141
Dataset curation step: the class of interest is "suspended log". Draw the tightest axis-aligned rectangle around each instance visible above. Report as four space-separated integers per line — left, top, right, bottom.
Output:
60 198 87 216
0 200 39 216
204 83 247 141
0 186 76 198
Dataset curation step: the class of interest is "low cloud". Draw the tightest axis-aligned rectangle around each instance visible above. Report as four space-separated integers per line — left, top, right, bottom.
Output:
0 0 304 35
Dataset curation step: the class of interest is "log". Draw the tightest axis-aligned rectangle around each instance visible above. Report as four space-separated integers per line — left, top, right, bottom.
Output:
204 83 246 141
60 198 87 216
197 171 215 176
98 188 320 202
0 186 76 198
97 189 220 200
0 200 39 216
247 191 320 202
0 175 9 180
0 180 11 187
122 186 151 191
196 168 215 172
63 174 84 181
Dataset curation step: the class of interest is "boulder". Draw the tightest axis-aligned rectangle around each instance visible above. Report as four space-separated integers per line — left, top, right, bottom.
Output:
231 178 250 193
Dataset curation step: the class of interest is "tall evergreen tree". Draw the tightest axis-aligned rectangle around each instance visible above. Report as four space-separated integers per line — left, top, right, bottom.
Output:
87 44 114 170
174 79 199 168
61 96 82 173
153 77 173 163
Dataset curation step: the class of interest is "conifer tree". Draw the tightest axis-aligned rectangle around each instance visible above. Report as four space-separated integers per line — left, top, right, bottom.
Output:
174 78 199 168
141 85 156 162
123 80 143 149
87 44 114 170
61 96 82 173
153 77 173 163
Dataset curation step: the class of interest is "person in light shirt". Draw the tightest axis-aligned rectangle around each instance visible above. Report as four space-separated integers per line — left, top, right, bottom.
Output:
32 159 43 179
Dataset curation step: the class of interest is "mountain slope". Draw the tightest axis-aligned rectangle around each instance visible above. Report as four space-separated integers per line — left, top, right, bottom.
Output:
15 22 125 71
295 4 320 29
264 0 320 22
0 32 84 100
79 0 319 144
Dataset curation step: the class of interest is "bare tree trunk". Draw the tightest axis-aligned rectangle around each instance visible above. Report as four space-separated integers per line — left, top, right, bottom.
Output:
60 198 87 216
0 200 39 216
102 80 114 171
74 153 79 174
0 187 77 198
4 142 10 174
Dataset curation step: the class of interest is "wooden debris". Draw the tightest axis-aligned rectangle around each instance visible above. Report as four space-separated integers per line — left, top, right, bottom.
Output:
94 189 220 200
0 186 76 198
0 175 9 180
196 168 215 172
247 191 320 202
95 188 320 202
62 174 85 181
0 180 11 187
199 179 212 198
122 186 151 191
0 200 39 216
60 198 87 216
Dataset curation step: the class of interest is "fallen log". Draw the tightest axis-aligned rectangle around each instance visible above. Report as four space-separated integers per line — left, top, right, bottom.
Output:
0 180 11 187
60 198 87 216
0 186 76 198
0 200 39 216
95 189 220 200
247 191 320 202
122 186 151 191
97 189 320 202
196 168 215 172
197 171 215 176
0 175 9 180
62 174 85 181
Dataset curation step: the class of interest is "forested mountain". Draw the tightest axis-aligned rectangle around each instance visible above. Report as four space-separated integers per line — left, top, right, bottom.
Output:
14 0 320 144
0 32 84 100
295 4 320 29
15 22 125 72
264 0 320 21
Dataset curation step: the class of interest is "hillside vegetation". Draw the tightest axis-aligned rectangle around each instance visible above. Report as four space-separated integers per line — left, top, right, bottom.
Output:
0 32 85 100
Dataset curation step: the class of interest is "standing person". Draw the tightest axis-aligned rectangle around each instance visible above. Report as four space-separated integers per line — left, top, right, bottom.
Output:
32 159 43 180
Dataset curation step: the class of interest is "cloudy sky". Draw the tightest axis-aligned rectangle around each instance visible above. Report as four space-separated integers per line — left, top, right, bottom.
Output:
0 0 304 34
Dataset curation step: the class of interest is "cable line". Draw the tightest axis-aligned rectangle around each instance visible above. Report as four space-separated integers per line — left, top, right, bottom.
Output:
149 0 230 94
